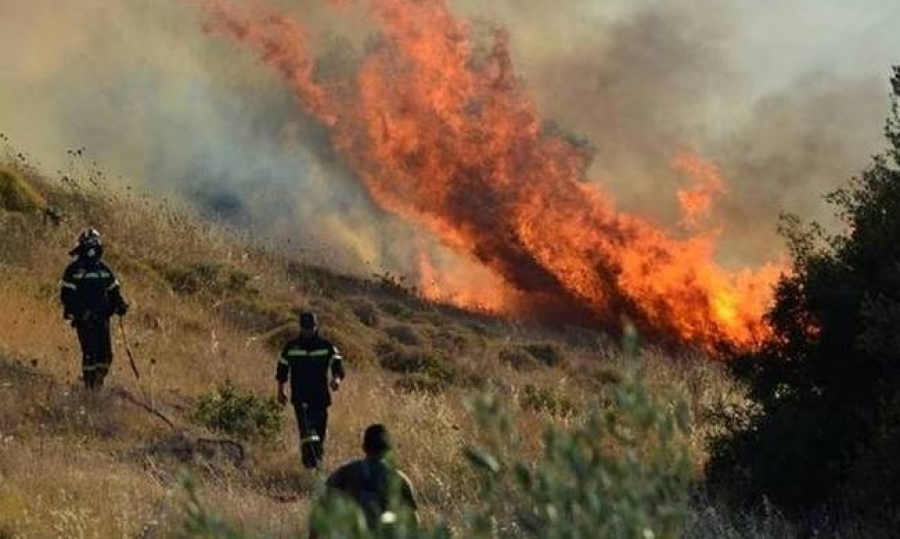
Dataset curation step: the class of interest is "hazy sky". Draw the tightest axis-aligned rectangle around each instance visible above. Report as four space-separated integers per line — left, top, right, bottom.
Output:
1 0 898 273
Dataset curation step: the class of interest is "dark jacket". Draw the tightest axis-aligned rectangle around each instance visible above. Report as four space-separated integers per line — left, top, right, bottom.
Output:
325 457 418 528
277 334 345 406
60 258 127 320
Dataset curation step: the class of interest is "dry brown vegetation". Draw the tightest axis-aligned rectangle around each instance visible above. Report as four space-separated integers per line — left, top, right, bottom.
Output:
0 151 749 537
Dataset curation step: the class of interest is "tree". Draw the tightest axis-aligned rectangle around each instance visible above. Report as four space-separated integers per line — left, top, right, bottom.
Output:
708 67 900 525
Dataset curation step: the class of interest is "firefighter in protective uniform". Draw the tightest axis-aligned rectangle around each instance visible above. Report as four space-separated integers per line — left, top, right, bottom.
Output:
60 228 129 390
277 310 345 469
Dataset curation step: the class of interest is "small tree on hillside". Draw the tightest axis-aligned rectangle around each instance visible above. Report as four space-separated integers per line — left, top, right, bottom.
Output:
708 67 900 525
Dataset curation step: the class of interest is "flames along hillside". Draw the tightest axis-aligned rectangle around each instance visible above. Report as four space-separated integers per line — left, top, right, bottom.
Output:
199 0 783 353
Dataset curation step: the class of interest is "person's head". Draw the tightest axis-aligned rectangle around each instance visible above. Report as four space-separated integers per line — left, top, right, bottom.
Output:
298 310 318 337
69 227 103 260
362 423 393 459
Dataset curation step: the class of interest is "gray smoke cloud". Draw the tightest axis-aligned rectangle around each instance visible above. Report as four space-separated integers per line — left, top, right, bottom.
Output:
1 0 897 278
452 0 897 267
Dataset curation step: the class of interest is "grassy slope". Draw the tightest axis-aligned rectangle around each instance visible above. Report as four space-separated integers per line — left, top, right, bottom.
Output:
0 158 744 537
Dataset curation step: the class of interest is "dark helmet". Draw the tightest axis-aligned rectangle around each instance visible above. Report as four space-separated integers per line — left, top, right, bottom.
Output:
69 227 103 259
299 310 318 331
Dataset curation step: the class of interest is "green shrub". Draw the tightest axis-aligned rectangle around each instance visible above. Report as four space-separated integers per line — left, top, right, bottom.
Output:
846 390 900 534
384 324 425 346
159 262 256 297
522 343 565 367
708 67 900 516
375 341 457 384
177 373 692 538
0 168 44 213
429 327 477 354
215 297 291 332
518 383 575 417
380 300 413 320
351 298 381 327
465 374 693 538
190 380 283 442
394 373 448 395
498 346 539 370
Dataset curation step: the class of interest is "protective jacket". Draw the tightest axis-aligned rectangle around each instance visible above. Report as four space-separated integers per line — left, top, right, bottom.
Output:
277 335 345 406
60 258 127 320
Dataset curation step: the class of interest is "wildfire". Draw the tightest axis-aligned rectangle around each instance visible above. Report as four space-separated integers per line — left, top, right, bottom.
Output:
198 0 784 351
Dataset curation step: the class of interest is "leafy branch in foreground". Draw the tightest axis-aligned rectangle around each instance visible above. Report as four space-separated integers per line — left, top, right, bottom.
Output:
178 371 692 538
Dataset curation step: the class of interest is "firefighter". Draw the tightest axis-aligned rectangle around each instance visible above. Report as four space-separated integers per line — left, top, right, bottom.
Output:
320 424 419 533
60 228 129 390
277 310 345 469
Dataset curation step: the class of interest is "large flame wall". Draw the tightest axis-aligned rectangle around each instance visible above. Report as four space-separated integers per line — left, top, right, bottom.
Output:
200 0 783 350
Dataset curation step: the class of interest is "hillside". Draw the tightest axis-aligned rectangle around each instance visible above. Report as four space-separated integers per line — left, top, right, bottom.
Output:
0 151 749 537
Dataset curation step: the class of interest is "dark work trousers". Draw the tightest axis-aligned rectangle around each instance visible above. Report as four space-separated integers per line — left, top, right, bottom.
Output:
75 314 113 390
293 402 328 469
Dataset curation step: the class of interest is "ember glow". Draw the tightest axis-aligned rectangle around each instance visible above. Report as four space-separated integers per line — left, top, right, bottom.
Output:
199 0 784 350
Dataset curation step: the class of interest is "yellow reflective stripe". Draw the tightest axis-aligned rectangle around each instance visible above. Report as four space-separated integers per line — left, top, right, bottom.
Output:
82 364 110 372
76 272 111 280
278 358 289 366
285 348 331 357
60 281 77 290
106 280 120 291
301 434 321 443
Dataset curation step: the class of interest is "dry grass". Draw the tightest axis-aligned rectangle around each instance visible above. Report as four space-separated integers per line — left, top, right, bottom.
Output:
0 154 759 537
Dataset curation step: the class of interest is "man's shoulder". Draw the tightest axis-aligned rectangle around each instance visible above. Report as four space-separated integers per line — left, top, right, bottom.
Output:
283 336 332 348
63 259 83 273
394 468 414 485
326 459 367 485
314 335 336 348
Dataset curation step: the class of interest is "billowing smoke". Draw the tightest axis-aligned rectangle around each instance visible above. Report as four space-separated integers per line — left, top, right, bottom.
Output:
1 0 897 335
0 0 420 273
450 0 895 267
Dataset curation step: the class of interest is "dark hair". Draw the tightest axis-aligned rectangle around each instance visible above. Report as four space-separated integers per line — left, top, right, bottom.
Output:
299 310 317 330
363 424 392 456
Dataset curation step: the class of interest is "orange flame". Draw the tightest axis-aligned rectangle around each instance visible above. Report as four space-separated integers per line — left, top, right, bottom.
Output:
199 0 784 351
674 151 726 230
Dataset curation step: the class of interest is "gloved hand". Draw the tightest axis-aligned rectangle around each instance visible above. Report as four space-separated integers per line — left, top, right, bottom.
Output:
330 378 342 392
64 312 75 326
116 303 129 317
277 389 288 406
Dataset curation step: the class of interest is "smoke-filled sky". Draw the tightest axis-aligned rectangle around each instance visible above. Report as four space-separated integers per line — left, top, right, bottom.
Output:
1 0 898 278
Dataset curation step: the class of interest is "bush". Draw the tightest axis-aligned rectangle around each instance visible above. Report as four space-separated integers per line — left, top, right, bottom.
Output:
190 380 283 443
384 324 425 346
393 373 447 395
375 341 457 384
498 345 539 370
177 374 693 538
846 391 900 534
522 343 565 367
518 383 575 417
708 66 900 517
0 168 44 213
464 375 693 538
159 262 255 297
351 298 381 327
